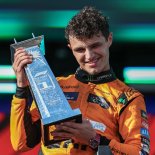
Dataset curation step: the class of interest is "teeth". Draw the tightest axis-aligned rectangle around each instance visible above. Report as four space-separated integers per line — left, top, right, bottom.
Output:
89 58 98 63
85 58 99 64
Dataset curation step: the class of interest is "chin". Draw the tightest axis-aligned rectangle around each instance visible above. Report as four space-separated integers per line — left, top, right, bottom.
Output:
86 68 100 75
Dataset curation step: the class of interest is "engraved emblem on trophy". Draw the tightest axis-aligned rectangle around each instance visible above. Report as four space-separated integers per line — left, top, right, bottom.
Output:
10 34 82 146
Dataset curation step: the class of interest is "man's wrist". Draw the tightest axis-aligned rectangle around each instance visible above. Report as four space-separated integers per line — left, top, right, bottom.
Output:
89 133 111 150
89 133 100 150
15 86 29 99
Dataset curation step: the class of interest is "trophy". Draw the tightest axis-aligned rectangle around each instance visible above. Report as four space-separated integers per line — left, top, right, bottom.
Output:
10 34 82 146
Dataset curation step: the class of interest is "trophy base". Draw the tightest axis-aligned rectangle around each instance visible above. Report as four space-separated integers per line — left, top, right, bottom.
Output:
42 113 82 146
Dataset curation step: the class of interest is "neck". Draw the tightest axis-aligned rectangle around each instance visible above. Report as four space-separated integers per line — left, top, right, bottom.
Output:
75 67 116 84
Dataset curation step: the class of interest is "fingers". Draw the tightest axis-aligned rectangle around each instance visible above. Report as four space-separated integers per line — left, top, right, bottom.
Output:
56 124 79 135
52 131 73 139
13 47 33 72
60 118 91 129
53 123 80 140
52 119 96 144
54 119 92 136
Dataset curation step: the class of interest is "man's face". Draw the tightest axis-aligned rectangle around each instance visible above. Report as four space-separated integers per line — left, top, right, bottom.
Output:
68 32 112 75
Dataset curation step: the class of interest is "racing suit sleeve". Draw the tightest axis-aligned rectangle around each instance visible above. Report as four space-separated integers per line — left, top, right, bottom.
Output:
10 87 41 152
109 95 150 155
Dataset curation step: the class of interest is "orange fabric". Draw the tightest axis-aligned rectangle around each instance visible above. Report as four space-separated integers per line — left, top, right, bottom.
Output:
10 75 149 155
10 96 32 151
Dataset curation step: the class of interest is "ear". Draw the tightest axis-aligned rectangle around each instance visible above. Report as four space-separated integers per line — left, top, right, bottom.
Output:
67 43 71 49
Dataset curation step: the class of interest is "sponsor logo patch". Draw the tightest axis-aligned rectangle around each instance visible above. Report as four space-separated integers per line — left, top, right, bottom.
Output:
125 88 138 98
117 93 128 105
87 93 110 109
141 119 149 129
89 119 106 132
140 128 149 138
64 92 79 100
141 143 150 154
141 110 148 120
139 149 149 155
141 136 150 147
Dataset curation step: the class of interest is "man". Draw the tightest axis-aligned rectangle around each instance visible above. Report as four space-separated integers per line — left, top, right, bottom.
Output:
10 6 150 155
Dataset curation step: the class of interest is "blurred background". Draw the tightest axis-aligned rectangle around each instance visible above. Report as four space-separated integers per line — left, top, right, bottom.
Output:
0 0 155 154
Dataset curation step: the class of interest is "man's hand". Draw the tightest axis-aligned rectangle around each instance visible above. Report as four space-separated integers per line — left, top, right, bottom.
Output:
52 118 96 145
12 47 33 87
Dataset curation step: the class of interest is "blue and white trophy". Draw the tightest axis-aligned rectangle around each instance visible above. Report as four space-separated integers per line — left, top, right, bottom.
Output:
10 35 82 146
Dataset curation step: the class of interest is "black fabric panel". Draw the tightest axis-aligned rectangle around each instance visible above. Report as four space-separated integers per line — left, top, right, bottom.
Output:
118 98 136 143
24 106 41 148
15 86 30 99
119 98 135 117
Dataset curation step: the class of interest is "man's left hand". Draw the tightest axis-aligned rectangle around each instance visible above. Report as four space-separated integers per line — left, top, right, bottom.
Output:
52 118 96 145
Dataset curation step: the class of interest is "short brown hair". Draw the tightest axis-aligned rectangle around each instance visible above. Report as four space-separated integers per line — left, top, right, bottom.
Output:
65 6 110 42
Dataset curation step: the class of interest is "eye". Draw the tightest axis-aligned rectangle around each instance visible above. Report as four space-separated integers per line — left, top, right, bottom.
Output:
74 48 85 53
91 43 102 49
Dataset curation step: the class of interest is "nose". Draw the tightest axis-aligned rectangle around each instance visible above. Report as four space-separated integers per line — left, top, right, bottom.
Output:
85 49 94 60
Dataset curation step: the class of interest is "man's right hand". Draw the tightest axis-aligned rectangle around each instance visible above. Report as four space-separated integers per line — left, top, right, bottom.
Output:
12 47 33 87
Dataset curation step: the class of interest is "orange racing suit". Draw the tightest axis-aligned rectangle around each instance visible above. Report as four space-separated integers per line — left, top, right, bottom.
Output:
10 68 150 155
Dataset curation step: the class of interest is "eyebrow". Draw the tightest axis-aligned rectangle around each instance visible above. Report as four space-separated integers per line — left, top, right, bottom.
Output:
73 46 85 51
89 42 102 48
73 40 103 51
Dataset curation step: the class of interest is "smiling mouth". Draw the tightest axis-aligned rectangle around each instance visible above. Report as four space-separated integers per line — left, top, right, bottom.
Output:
86 58 99 66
